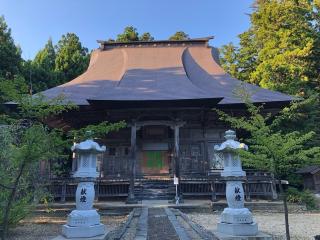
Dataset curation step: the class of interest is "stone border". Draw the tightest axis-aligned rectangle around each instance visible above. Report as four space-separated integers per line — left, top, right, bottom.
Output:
108 208 137 240
165 208 191 240
135 208 148 240
174 209 217 240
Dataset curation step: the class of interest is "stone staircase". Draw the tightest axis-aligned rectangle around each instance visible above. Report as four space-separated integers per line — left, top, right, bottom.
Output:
134 179 175 200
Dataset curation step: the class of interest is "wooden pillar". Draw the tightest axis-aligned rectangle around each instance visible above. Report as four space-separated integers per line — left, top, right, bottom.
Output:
211 180 217 202
71 141 77 174
245 180 251 202
174 124 182 202
60 181 66 203
127 123 138 203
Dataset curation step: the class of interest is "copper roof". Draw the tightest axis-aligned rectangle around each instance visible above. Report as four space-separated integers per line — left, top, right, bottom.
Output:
41 37 293 106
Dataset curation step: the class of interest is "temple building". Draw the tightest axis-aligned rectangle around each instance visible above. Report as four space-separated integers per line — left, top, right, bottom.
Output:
40 37 293 201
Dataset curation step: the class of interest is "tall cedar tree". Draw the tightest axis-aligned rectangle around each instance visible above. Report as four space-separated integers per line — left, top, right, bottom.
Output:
33 38 56 71
219 0 320 147
116 26 139 42
116 26 155 42
55 33 89 82
0 16 22 79
139 32 154 41
169 31 189 41
23 38 58 92
220 0 320 95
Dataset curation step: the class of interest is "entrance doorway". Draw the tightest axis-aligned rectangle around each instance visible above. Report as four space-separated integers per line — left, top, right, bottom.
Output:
141 150 169 174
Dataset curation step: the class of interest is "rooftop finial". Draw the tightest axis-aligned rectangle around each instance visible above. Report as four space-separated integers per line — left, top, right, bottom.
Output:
225 130 236 140
85 130 94 139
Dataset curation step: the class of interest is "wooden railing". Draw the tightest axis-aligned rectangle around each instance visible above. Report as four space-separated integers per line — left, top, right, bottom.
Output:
180 180 277 200
180 170 277 200
45 170 277 201
45 178 129 202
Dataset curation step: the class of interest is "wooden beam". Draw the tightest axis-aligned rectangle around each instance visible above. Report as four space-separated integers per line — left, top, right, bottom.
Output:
134 120 185 128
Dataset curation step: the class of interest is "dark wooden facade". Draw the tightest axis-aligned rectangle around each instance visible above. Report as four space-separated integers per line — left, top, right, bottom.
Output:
43 106 280 201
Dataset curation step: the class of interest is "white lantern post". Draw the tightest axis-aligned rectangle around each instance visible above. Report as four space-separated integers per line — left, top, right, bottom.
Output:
61 134 107 238
214 130 258 236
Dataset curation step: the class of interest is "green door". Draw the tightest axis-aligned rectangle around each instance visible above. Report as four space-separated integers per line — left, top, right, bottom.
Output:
142 151 169 174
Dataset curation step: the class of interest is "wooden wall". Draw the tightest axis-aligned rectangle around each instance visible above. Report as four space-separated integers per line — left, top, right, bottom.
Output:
98 123 227 178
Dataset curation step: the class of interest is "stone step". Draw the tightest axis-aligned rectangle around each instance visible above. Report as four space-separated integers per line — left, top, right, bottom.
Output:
134 180 175 200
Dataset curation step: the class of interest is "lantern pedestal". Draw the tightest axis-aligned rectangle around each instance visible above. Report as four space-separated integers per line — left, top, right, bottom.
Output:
213 130 265 238
57 138 108 239
217 179 258 236
61 179 107 238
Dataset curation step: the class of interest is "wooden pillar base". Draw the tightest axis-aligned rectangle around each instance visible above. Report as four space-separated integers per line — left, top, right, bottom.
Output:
126 197 138 204
168 194 184 204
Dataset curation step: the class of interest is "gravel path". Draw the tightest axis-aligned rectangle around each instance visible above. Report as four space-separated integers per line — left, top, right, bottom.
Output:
7 209 320 240
7 214 128 240
188 211 320 240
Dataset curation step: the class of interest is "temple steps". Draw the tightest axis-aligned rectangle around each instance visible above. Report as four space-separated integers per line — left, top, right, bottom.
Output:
134 179 176 200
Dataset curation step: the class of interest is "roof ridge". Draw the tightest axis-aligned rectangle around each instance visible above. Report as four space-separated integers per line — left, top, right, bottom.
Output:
97 36 214 49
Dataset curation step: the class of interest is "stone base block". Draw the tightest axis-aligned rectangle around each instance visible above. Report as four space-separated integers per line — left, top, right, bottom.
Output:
52 232 108 240
67 209 100 227
221 208 253 224
62 223 106 238
213 231 272 240
217 222 258 236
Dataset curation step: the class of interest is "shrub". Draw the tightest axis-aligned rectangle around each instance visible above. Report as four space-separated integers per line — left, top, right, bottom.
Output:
287 187 317 210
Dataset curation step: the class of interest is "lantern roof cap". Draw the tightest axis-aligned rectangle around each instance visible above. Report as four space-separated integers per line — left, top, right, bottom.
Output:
214 130 248 151
71 139 106 153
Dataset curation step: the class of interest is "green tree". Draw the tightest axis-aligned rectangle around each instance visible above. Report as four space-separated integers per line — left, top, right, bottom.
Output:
219 0 320 158
21 60 61 93
215 98 320 185
139 32 154 41
219 43 241 80
0 91 75 240
33 38 56 71
220 0 320 95
0 86 126 239
55 33 89 82
169 31 189 41
272 91 320 147
116 26 139 42
21 38 60 92
0 16 22 79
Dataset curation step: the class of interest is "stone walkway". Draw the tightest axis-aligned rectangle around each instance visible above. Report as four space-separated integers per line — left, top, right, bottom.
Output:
147 208 179 240
108 207 216 240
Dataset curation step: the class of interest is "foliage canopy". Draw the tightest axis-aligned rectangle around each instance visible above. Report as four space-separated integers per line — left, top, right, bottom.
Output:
169 31 190 41
220 0 320 95
216 97 320 185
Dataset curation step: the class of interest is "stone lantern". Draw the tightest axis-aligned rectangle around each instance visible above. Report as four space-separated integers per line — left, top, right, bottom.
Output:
61 135 107 239
214 130 258 236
